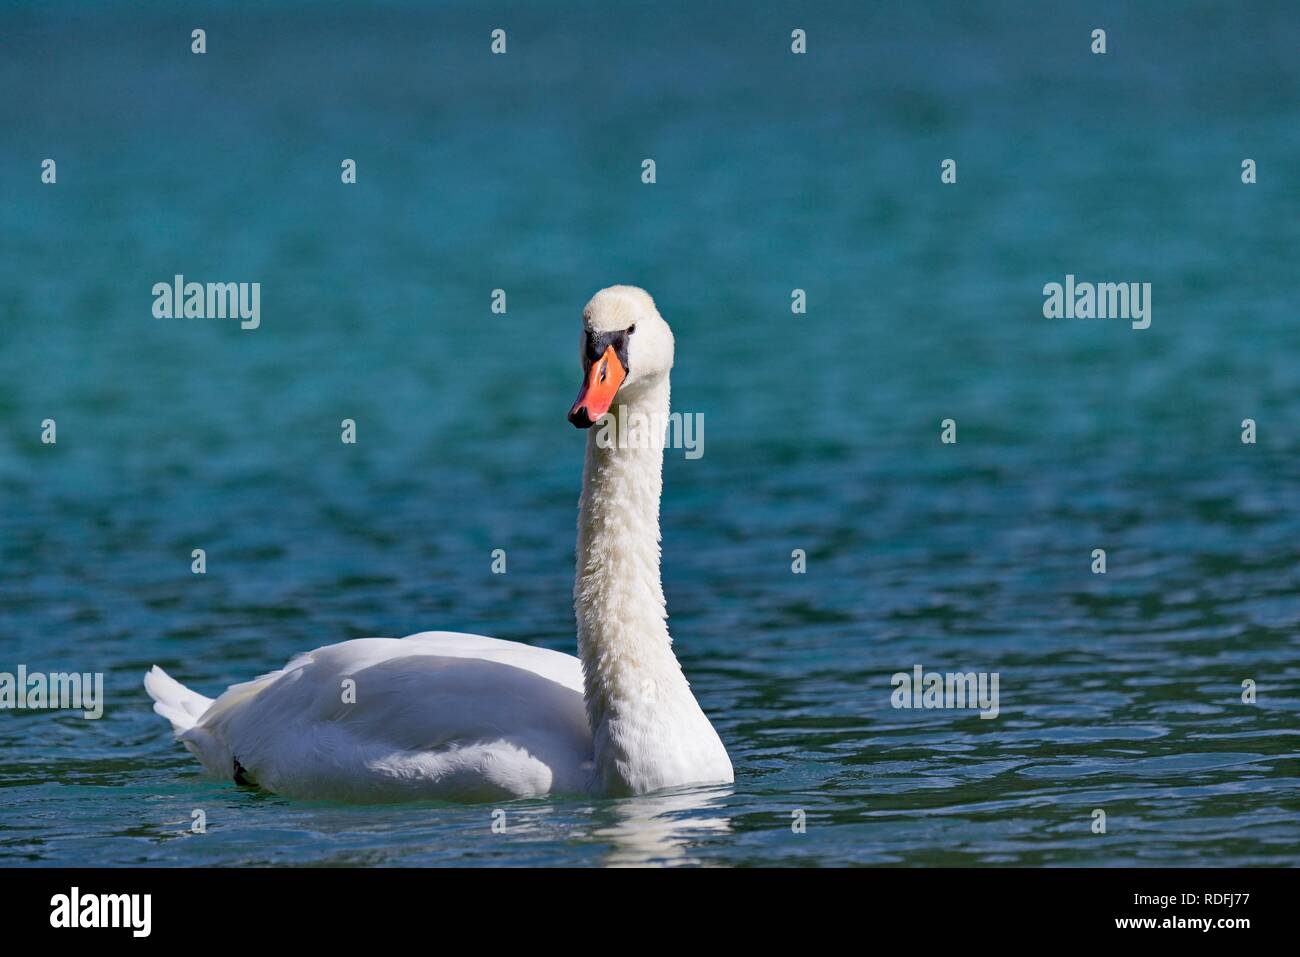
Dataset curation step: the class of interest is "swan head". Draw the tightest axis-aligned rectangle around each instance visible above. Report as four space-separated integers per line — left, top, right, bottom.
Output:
568 285 674 428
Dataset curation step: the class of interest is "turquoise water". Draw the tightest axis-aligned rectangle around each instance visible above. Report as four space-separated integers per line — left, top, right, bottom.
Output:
2 0 1298 866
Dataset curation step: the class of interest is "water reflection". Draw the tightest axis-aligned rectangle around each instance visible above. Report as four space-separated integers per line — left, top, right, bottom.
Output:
589 785 734 867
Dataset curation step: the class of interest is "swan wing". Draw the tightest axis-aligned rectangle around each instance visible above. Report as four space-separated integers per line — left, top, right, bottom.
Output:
177 633 592 802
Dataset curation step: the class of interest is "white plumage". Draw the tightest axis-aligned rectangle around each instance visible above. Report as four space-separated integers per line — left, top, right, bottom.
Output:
145 286 734 802
147 634 591 801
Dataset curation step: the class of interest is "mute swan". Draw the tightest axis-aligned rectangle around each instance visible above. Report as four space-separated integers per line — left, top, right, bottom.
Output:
145 285 734 802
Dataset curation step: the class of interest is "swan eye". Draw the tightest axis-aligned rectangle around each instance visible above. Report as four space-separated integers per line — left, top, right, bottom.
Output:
627 324 636 334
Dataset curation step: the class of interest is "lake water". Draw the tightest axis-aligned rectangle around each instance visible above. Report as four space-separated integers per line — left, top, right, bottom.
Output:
1 0 1298 866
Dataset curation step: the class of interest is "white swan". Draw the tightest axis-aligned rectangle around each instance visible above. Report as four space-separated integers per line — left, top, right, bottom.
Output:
145 285 734 802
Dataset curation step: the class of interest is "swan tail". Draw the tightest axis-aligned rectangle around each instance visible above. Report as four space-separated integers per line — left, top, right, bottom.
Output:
143 666 214 734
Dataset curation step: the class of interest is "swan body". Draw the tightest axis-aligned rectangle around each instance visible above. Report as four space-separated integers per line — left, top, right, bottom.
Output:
145 286 734 802
146 634 591 802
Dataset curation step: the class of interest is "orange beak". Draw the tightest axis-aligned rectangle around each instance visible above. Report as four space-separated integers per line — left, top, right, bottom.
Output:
568 345 627 428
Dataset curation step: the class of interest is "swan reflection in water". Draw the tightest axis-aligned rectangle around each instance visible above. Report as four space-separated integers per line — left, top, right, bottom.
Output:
587 784 733 867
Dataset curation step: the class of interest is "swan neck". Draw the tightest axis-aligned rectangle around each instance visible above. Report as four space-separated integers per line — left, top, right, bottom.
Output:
574 378 688 773
575 378 673 664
